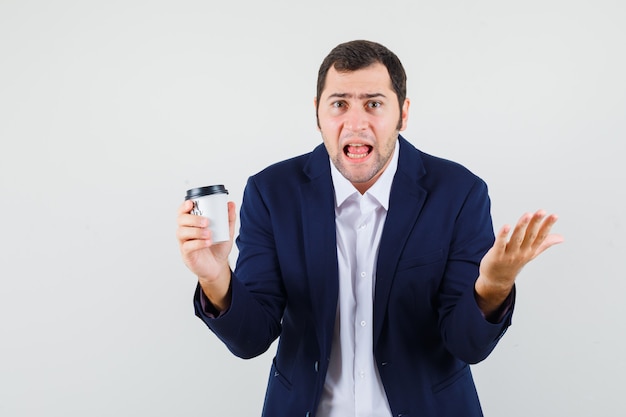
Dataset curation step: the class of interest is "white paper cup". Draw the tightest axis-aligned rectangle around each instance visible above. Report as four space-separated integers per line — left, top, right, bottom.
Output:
185 185 230 243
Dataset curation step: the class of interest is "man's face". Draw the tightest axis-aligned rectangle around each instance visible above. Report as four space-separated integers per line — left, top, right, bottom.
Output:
316 63 410 194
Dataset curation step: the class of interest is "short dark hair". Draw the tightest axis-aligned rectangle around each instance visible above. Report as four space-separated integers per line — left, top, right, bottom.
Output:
316 40 407 129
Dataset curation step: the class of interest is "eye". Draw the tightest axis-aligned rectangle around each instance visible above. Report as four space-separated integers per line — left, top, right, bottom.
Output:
332 101 346 108
367 101 382 108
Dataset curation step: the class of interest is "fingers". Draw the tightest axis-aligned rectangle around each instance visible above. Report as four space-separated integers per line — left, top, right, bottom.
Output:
177 200 208 228
176 200 209 249
493 224 512 251
227 201 237 239
533 213 564 255
519 210 547 250
176 200 237 246
179 236 211 253
500 209 561 255
177 199 194 215
530 213 557 245
536 233 565 255
521 211 562 255
507 211 536 249
176 221 211 243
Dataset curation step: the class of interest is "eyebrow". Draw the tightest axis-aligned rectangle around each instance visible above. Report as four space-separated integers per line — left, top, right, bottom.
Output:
326 92 387 101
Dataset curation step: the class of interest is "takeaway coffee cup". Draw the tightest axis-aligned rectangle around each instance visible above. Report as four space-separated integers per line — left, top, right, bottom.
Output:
185 185 230 243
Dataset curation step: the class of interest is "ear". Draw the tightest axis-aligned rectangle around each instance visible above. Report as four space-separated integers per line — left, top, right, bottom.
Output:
399 98 410 131
314 97 321 130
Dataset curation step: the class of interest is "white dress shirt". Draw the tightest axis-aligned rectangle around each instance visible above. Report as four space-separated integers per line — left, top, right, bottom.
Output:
316 140 399 417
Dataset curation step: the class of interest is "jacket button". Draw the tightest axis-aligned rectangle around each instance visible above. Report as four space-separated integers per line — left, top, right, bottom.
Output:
305 412 311 417
314 361 319 372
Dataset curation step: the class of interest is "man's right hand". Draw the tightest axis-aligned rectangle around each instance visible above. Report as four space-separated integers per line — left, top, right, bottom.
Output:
176 199 236 311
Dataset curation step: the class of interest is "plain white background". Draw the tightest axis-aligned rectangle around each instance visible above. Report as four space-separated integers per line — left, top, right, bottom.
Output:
1 0 624 416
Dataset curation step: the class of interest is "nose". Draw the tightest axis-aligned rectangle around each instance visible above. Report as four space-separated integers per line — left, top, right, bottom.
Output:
344 107 368 131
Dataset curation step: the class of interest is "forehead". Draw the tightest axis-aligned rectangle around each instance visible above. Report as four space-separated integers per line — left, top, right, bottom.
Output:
321 63 395 98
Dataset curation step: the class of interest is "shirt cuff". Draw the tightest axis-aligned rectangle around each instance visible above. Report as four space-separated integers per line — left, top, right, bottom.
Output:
481 287 515 324
198 285 226 319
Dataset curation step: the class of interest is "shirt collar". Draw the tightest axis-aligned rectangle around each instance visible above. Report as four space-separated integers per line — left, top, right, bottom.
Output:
330 138 399 210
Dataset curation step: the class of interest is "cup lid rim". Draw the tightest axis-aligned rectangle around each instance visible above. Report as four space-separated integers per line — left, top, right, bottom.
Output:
185 184 228 199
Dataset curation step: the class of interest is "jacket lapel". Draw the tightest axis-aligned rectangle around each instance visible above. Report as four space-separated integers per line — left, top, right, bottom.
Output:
373 137 428 347
300 145 339 354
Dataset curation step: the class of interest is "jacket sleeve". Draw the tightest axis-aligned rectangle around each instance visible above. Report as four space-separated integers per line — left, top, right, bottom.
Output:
194 176 286 359
437 178 515 364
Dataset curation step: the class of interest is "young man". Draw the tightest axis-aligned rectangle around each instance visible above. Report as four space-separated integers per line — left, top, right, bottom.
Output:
176 40 562 417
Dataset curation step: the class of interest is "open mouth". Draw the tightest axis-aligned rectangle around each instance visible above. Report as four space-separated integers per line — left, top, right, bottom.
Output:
344 144 373 159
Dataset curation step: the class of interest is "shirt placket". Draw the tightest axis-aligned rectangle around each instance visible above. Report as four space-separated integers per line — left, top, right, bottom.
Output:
354 197 376 415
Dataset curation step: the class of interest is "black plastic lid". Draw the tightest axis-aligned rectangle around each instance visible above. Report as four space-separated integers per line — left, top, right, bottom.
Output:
185 184 228 200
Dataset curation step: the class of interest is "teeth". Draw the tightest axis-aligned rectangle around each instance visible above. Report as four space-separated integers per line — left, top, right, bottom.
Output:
347 152 368 159
345 144 370 159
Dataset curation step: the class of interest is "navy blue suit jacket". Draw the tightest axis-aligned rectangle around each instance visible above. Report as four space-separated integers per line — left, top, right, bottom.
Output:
195 136 513 416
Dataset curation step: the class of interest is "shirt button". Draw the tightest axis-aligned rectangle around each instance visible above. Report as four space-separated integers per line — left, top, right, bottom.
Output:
360 371 365 379
360 271 366 278
360 321 366 327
